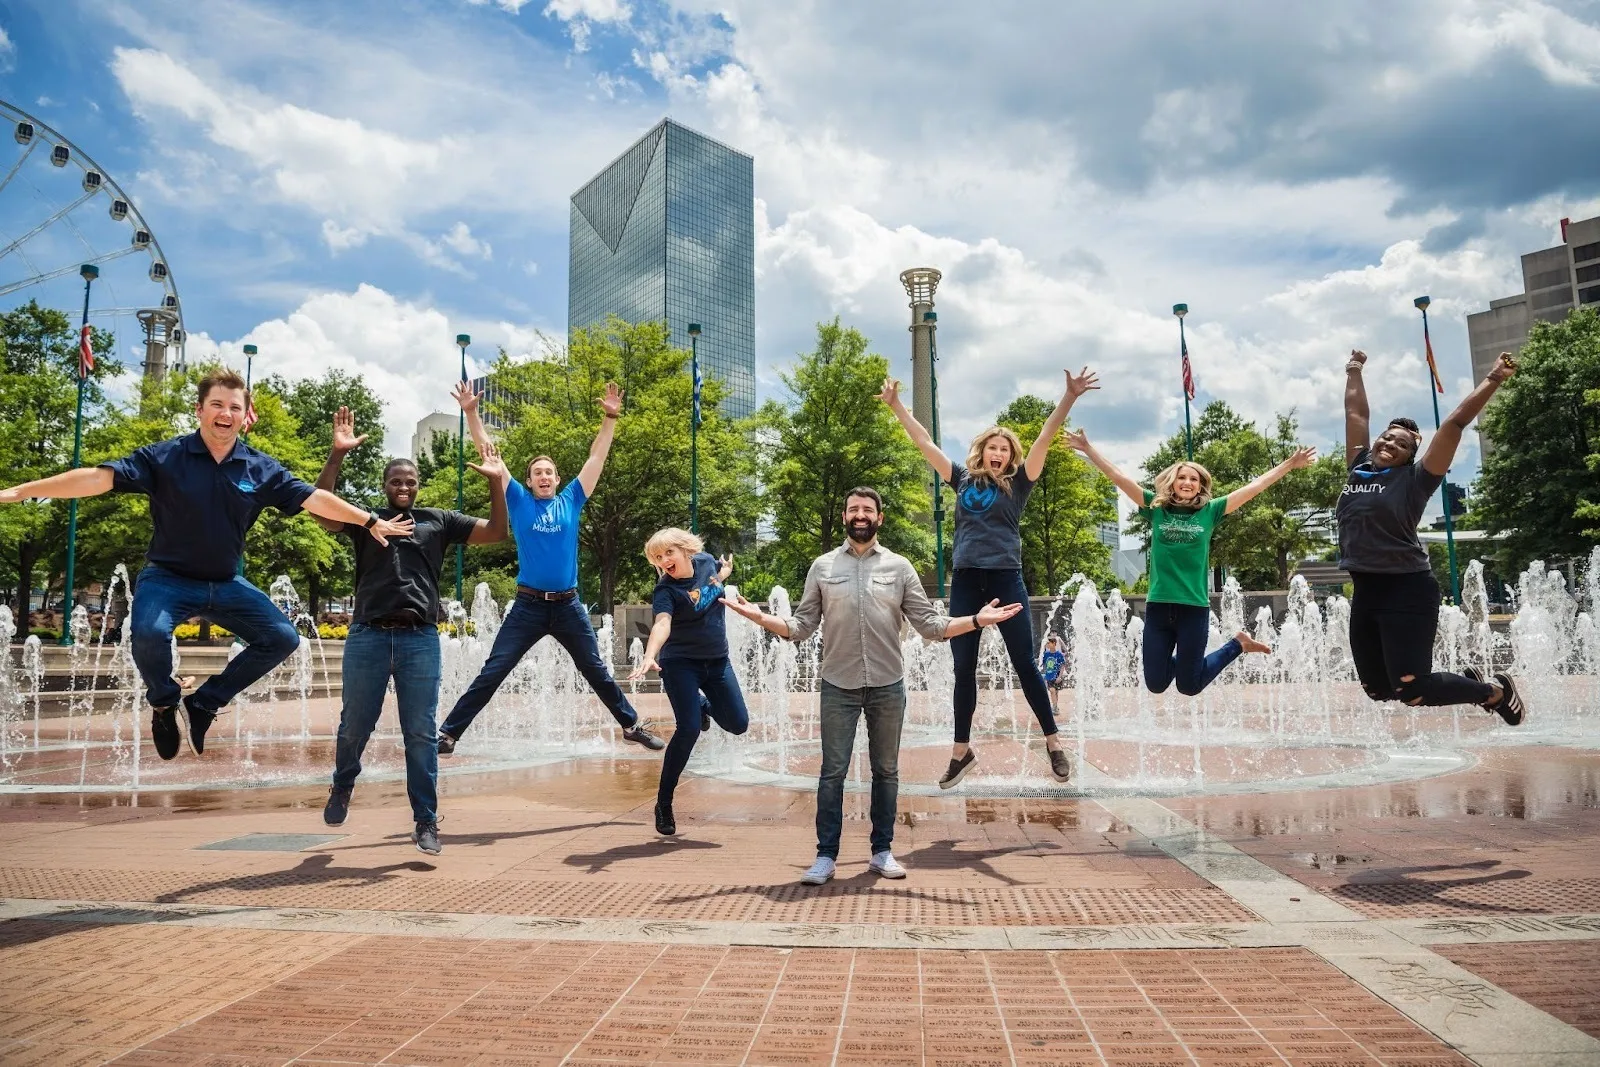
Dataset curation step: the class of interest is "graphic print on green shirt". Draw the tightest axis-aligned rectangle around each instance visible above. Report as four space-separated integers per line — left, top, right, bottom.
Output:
1140 488 1227 608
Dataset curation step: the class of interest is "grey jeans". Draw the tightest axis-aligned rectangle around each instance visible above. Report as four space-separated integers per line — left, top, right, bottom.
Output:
816 679 906 860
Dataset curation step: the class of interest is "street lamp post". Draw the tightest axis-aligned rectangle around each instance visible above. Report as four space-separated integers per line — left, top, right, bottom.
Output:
1413 296 1461 602
688 323 702 534
1173 303 1193 460
926 311 945 597
455 333 470 603
60 263 98 645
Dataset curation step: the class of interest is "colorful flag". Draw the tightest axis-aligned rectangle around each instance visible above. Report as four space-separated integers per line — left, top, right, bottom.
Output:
1423 320 1444 394
1180 331 1195 401
78 324 94 380
242 393 258 433
692 361 703 428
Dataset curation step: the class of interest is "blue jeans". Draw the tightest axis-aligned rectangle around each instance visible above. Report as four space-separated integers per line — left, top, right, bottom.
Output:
657 656 749 805
130 565 300 713
334 623 441 824
439 594 637 739
949 567 1057 743
817 680 904 860
1142 601 1242 696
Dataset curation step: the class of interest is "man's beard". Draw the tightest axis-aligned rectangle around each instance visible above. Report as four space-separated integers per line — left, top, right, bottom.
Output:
846 519 880 543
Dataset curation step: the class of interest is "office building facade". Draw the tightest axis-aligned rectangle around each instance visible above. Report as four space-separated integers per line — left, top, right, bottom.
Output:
1468 215 1600 384
410 375 516 460
569 119 755 419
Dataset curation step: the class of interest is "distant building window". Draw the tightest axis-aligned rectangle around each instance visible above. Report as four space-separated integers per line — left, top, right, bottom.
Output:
1580 285 1600 305
1527 267 1570 290
1574 241 1600 264
1577 263 1600 284
1531 287 1574 311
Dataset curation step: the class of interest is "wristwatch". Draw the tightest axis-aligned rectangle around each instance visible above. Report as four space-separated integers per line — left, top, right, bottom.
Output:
363 512 379 529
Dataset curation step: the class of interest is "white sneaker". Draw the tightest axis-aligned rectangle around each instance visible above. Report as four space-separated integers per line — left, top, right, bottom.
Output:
869 851 906 879
799 856 836 885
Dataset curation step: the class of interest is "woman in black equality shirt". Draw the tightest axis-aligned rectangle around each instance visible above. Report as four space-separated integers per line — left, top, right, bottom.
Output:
1339 348 1524 723
882 367 1099 789
632 527 749 837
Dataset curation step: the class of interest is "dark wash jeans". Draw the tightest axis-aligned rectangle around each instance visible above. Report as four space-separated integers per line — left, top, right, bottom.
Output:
657 656 750 805
439 593 638 740
816 679 905 860
1141 601 1243 697
130 565 300 712
1349 570 1495 706
333 623 441 824
949 567 1057 743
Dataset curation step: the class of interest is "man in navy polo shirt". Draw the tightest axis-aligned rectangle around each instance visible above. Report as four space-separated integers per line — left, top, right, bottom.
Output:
435 379 664 755
0 368 413 761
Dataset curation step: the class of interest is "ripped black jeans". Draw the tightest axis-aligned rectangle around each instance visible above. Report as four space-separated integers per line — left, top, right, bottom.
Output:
1348 570 1495 707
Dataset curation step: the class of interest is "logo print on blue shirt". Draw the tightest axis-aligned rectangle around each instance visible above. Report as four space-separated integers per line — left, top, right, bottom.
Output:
236 479 256 493
960 482 998 514
687 581 723 612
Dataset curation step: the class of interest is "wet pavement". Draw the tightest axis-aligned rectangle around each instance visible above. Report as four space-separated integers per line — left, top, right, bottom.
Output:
1 694 1599 1064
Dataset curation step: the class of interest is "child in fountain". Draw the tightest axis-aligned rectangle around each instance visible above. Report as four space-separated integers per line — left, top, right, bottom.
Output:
1339 349 1525 723
630 528 748 836
1068 430 1314 698
1040 634 1067 711
881 369 1099 789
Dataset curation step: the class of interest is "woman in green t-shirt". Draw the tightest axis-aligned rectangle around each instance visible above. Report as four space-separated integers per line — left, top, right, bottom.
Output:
1069 430 1315 696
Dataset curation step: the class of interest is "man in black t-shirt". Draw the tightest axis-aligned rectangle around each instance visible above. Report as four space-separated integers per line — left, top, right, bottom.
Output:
312 407 508 855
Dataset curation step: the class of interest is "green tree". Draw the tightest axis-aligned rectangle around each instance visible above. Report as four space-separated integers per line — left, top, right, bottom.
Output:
995 395 1116 593
0 300 121 620
1133 401 1344 589
1476 308 1600 567
472 319 758 610
759 319 932 592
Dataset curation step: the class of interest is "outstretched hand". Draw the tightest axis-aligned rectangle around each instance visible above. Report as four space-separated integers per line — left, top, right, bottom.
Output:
1487 351 1517 383
367 514 415 548
1346 349 1367 372
332 406 368 453
466 440 507 482
1065 366 1100 399
877 377 901 407
451 378 480 414
599 381 624 419
720 592 763 621
0 487 21 505
1064 428 1090 453
629 654 660 681
975 598 1023 627
717 553 734 578
1286 445 1318 470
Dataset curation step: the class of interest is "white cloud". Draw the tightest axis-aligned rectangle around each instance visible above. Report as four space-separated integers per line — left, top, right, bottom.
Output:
463 0 540 13
440 222 492 260
0 26 13 71
545 0 631 22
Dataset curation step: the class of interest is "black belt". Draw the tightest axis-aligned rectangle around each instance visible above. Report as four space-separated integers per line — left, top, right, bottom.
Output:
368 615 428 629
517 585 578 602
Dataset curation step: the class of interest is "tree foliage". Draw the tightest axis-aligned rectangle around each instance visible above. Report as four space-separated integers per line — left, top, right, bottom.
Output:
995 395 1116 594
1133 401 1344 589
1476 308 1600 567
757 319 932 594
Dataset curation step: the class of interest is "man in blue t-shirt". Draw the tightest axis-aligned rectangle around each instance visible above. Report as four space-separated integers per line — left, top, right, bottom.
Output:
436 379 664 754
0 369 413 762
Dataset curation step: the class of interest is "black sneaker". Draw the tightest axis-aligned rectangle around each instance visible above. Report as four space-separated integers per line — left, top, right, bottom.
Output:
700 697 713 733
413 820 441 856
1491 673 1526 726
323 785 353 827
437 731 456 756
622 723 666 751
179 696 216 756
655 800 676 836
1048 748 1073 783
151 705 181 761
939 749 977 790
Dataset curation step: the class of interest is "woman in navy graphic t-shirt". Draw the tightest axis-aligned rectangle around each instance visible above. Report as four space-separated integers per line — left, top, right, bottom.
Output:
1339 348 1525 724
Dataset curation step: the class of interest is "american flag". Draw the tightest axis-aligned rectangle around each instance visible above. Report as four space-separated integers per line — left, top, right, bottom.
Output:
1181 331 1196 401
1422 318 1444 394
78 324 94 380
242 393 259 433
692 361 703 428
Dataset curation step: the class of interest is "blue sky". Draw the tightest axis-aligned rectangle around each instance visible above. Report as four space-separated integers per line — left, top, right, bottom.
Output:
2 0 1598 507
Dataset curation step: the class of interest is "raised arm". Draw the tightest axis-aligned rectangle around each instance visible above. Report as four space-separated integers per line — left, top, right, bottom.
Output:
451 380 504 489
716 554 734 584
1421 353 1516 477
0 467 113 504
302 491 414 547
630 613 673 679
311 406 367 533
1345 349 1370 467
1065 429 1144 506
1024 367 1099 480
576 382 623 497
1224 447 1317 514
878 378 953 483
464 441 510 545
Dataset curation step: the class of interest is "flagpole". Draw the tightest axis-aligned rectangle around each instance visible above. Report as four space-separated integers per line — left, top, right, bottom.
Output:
237 344 256 579
1414 295 1460 602
1173 303 1193 460
455 334 470 604
60 264 98 646
688 324 701 535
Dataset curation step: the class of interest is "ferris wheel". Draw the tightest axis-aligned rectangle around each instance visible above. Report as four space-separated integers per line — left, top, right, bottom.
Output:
0 98 185 375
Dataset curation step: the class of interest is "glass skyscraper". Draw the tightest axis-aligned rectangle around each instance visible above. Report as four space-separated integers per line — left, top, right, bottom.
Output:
569 119 755 419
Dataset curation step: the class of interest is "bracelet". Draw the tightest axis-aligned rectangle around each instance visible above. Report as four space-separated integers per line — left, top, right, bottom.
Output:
971 614 982 630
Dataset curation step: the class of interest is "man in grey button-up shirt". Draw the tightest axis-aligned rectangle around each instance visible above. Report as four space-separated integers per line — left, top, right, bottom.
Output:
725 486 1021 885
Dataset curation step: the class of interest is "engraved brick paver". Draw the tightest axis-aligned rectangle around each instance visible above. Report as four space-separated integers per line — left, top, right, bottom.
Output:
1434 938 1600 1040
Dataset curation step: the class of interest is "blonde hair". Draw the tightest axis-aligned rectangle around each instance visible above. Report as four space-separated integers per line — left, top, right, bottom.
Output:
964 426 1025 494
1151 461 1214 509
643 527 703 567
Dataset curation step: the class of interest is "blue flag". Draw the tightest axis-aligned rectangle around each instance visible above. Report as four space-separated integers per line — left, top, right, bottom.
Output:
692 361 703 428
